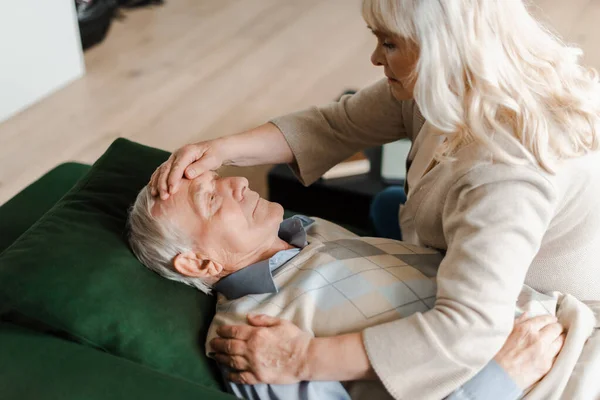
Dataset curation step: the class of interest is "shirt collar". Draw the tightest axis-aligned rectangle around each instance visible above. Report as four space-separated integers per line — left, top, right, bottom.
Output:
213 215 313 300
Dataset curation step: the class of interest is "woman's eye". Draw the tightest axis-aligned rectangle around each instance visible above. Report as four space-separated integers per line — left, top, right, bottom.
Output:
383 42 396 50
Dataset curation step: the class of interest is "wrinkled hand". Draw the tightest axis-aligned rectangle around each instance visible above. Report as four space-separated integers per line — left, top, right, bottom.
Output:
210 314 313 385
149 140 225 199
494 313 565 390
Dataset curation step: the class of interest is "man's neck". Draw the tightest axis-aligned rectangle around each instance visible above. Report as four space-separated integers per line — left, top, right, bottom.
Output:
259 237 296 260
219 238 296 279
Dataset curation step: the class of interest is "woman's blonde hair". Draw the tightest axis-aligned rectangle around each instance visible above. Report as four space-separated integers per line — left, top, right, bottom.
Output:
363 0 600 171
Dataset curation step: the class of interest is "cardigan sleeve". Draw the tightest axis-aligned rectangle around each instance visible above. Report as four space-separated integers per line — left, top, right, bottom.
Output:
362 163 557 400
270 79 408 186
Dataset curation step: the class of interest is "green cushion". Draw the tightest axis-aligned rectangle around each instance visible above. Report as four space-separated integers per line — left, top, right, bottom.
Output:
0 139 222 390
0 162 91 254
0 322 235 400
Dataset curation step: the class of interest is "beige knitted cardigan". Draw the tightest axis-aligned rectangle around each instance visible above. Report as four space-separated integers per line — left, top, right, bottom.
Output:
270 79 600 399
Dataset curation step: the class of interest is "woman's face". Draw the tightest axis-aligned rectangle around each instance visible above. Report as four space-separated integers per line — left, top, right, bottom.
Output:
370 29 419 101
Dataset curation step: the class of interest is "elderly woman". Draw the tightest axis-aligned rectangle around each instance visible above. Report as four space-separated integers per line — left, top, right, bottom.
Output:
150 0 600 398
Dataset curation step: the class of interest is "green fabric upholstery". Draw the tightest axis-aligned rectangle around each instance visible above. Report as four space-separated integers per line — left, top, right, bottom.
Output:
0 139 222 390
0 322 235 400
0 162 90 254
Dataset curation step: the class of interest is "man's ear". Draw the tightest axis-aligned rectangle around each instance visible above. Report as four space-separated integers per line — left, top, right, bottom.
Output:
173 251 223 278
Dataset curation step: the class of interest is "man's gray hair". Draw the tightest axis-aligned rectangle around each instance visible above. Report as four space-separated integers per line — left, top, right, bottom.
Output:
127 186 213 295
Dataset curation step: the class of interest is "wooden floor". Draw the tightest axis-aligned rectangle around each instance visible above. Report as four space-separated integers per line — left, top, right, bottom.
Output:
1 0 599 204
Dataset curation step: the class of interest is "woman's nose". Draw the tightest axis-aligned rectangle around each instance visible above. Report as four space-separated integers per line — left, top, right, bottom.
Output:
371 45 384 67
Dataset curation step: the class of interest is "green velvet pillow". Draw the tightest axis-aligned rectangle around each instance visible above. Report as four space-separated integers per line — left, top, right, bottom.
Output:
0 139 222 390
0 162 90 254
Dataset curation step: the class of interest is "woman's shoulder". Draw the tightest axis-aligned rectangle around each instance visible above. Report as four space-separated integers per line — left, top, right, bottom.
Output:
446 142 600 211
446 139 552 186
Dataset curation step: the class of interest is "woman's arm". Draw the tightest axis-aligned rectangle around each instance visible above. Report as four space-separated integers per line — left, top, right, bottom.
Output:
150 122 293 198
217 122 295 167
305 315 563 387
361 164 558 399
270 78 409 186
151 79 407 198
303 341 526 400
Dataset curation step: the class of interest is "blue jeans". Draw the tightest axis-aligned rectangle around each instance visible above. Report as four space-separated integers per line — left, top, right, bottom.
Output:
369 186 406 240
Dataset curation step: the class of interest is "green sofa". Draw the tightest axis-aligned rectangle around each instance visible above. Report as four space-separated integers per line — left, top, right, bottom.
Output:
0 142 239 399
0 138 368 400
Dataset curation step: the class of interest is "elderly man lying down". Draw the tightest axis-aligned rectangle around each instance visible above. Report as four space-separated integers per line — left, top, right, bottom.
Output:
127 171 564 400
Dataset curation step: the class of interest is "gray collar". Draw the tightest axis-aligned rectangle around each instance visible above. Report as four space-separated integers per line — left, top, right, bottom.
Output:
214 216 312 300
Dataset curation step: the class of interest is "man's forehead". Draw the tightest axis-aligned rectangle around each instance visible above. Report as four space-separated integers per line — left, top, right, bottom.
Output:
148 171 220 218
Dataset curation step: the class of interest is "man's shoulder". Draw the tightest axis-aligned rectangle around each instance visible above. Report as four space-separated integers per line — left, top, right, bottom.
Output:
304 216 360 242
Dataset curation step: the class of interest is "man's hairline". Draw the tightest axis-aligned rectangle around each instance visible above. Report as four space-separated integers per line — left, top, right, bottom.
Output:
145 188 198 256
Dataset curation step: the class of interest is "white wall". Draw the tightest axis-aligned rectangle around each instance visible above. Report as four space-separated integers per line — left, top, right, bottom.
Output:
0 1 85 124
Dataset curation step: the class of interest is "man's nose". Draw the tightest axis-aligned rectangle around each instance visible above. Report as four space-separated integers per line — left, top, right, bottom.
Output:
232 177 249 201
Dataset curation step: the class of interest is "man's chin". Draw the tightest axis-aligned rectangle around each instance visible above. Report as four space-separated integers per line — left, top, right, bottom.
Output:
265 202 285 226
273 202 285 220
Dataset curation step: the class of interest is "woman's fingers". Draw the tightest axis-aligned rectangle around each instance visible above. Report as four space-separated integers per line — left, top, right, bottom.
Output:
148 144 204 199
210 338 248 355
539 322 564 343
494 315 565 390
159 163 175 199
213 353 250 371
184 155 217 180
519 314 558 332
149 168 160 196
548 333 566 357
515 312 528 324
166 145 204 194
149 162 167 197
148 141 228 198
151 159 175 200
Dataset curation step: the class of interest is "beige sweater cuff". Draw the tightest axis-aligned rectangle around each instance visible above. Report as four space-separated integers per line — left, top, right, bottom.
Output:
270 114 325 186
362 316 475 400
